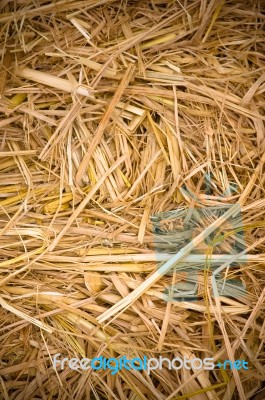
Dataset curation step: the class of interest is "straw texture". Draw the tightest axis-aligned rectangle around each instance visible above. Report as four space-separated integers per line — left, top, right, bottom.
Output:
0 1 265 399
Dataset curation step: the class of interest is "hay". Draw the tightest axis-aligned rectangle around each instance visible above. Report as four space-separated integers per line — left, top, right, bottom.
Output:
0 1 265 399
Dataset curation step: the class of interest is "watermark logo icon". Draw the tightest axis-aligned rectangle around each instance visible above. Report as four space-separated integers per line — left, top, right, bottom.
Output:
151 174 246 302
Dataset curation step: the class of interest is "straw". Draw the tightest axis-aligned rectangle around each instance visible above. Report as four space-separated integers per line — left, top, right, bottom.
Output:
0 1 265 399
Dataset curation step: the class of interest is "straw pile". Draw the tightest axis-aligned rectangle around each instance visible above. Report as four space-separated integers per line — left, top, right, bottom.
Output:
0 1 265 399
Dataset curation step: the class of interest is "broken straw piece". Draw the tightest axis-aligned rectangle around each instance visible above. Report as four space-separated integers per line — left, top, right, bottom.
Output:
16 68 90 97
0 296 52 333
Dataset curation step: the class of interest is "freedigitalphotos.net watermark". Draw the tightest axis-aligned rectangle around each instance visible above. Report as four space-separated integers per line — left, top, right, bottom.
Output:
52 354 248 375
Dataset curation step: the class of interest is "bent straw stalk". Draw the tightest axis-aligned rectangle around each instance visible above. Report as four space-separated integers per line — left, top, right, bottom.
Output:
48 154 127 251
